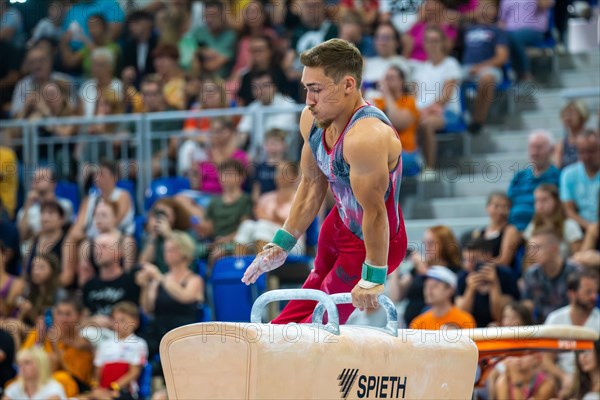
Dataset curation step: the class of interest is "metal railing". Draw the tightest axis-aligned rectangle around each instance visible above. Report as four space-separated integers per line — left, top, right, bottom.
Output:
0 104 305 212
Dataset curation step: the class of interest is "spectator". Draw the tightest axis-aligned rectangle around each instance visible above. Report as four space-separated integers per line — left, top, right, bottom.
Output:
402 0 458 62
554 100 590 170
139 198 192 273
188 117 249 197
523 184 583 259
573 340 600 400
183 76 228 134
21 297 94 397
235 162 304 255
191 0 237 79
79 47 123 118
522 229 581 323
16 254 62 327
67 160 134 243
543 270 599 399
25 200 67 278
0 0 25 48
494 353 557 399
288 0 338 67
138 231 203 357
499 0 555 81
230 0 279 82
28 1 64 46
237 35 296 106
400 225 462 326
338 9 376 59
121 10 158 89
465 191 521 268
61 0 124 51
237 70 298 159
154 0 195 70
59 14 122 78
17 167 73 246
0 202 19 276
0 327 16 396
461 0 510 134
412 25 462 174
456 237 520 327
138 74 183 178
379 0 423 34
409 266 476 329
90 302 148 400
572 201 600 270
250 128 289 201
508 129 560 231
560 130 600 231
82 231 141 317
371 65 420 176
196 160 253 262
363 22 409 87
500 301 534 327
0 39 21 115
339 0 379 32
0 144 18 217
3 347 66 400
152 43 186 110
10 45 71 117
0 240 25 319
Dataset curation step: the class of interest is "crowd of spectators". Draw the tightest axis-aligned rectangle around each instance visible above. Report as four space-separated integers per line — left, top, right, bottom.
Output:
0 0 599 399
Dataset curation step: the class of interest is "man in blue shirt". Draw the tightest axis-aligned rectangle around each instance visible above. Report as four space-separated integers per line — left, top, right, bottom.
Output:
560 130 600 230
508 130 560 231
462 0 509 134
61 0 124 51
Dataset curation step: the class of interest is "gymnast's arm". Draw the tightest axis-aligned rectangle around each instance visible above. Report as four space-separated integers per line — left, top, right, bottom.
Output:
346 120 394 266
281 107 329 239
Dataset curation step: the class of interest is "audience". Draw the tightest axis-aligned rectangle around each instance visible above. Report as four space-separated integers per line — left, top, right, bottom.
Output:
17 254 62 327
466 191 521 268
413 25 462 174
0 241 25 319
363 22 409 86
542 270 599 399
494 353 557 399
3 347 66 400
456 237 520 327
0 327 16 396
138 231 203 358
554 100 590 170
523 184 583 259
522 229 581 323
573 340 600 400
560 130 600 231
409 266 476 330
25 200 66 276
572 203 600 270
461 0 509 134
250 128 290 201
508 130 560 231
121 10 158 88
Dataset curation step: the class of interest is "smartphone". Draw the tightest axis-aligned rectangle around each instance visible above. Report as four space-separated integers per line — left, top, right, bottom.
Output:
474 262 485 272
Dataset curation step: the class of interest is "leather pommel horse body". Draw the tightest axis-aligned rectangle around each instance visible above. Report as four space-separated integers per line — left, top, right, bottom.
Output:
160 290 479 399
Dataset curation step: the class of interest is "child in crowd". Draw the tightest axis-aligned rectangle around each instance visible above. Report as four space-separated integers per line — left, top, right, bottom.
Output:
250 128 289 203
90 302 148 400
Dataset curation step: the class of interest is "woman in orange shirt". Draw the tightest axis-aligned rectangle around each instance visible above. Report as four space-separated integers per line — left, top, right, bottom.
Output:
371 65 421 176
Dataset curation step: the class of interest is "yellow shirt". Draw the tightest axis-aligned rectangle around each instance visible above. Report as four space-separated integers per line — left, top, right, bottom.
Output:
0 146 18 218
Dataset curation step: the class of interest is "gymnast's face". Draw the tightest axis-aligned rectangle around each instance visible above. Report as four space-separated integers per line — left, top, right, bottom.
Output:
302 66 353 129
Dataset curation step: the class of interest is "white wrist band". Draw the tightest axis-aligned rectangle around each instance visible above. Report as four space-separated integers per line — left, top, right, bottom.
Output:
358 279 381 289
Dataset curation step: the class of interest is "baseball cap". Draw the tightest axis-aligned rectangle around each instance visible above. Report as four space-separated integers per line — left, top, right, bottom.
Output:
425 266 457 289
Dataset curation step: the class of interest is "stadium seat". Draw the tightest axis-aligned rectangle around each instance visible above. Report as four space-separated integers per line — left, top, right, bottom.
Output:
196 260 213 322
211 256 267 322
55 181 81 215
144 177 190 211
138 362 153 400
133 215 147 249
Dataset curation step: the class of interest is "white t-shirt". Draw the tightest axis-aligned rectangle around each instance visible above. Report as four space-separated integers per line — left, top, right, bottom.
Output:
523 219 584 258
379 0 423 33
79 78 124 118
17 196 74 237
363 56 412 85
4 379 66 400
412 57 462 114
544 305 600 374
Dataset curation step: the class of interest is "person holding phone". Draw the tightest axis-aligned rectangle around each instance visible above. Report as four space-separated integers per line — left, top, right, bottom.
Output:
456 237 520 327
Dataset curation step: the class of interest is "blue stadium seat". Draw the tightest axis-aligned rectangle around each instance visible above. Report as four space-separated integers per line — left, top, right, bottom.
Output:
211 256 267 322
144 177 191 211
55 181 81 215
138 362 153 399
305 217 320 249
196 260 213 322
134 215 147 249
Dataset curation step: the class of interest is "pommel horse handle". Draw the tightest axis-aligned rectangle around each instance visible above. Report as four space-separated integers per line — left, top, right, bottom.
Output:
312 293 399 337
250 289 341 335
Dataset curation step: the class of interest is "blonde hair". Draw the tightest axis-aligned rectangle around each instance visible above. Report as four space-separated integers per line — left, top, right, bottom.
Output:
16 347 52 389
167 230 196 262
561 99 590 123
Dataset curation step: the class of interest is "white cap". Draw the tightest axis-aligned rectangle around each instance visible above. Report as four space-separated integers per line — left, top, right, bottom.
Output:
426 266 457 290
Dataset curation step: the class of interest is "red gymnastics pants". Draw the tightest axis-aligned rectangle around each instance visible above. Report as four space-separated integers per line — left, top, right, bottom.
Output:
271 205 407 325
